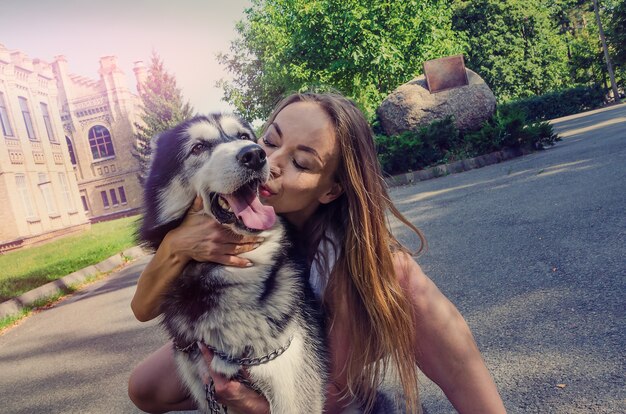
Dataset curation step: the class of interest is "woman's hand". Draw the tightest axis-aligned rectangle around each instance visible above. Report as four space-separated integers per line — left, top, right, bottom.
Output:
198 343 270 414
131 196 263 322
166 196 263 267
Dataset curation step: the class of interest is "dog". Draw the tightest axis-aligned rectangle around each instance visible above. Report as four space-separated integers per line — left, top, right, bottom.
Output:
138 114 328 413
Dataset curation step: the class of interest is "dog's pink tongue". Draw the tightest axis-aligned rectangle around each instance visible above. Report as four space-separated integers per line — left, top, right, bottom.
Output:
223 191 276 230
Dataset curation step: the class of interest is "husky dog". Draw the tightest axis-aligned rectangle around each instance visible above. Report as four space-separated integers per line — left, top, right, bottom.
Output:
138 114 328 413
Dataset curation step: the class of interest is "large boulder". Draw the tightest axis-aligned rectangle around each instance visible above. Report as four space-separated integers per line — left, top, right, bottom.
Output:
377 69 496 135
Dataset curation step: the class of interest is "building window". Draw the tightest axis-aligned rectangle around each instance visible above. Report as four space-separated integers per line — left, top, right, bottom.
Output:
58 172 75 211
38 173 57 215
118 186 127 204
109 189 119 206
100 190 110 208
88 125 115 159
40 102 57 142
0 91 14 137
15 174 36 218
18 97 36 140
81 195 89 211
66 136 77 165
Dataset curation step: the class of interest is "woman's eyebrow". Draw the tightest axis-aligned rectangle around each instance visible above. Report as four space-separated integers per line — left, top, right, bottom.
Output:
271 122 283 138
270 121 322 163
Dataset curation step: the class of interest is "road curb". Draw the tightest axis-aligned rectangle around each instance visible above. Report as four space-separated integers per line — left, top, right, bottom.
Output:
0 246 150 320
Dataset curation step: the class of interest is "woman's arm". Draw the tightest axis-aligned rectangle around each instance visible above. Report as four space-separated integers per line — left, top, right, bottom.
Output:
394 253 506 413
131 197 263 322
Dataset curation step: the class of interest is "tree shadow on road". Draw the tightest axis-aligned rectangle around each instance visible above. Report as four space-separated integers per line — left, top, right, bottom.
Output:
390 114 625 413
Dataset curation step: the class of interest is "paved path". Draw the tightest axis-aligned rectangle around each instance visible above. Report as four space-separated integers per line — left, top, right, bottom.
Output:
0 256 162 413
0 104 624 413
393 104 626 413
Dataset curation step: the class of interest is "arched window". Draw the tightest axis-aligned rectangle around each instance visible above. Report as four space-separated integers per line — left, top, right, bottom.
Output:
88 125 115 159
66 136 77 165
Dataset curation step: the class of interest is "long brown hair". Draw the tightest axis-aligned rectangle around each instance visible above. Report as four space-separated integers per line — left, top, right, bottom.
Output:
263 92 426 412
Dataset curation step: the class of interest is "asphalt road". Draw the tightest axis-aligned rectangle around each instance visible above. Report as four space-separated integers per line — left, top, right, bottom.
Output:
391 104 626 413
0 104 624 413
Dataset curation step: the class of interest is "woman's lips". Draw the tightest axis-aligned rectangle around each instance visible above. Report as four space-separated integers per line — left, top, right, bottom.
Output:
259 184 275 198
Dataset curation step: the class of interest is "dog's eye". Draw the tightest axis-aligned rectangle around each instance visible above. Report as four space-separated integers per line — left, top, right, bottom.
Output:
239 133 252 141
191 143 206 155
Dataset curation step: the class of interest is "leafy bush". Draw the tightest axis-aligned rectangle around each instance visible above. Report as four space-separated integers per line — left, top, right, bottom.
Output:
376 108 560 175
462 121 504 155
375 132 425 175
465 106 560 153
523 120 561 149
500 85 605 122
375 117 459 175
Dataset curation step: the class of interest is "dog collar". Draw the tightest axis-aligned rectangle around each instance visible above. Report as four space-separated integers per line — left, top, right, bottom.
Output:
204 337 293 366
173 337 294 367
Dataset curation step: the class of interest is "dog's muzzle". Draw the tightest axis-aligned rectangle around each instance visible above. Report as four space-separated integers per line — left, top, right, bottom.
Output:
237 145 266 171
208 144 276 232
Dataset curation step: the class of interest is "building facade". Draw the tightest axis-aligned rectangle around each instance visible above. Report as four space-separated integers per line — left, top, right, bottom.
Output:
0 43 146 250
52 55 144 223
0 44 90 250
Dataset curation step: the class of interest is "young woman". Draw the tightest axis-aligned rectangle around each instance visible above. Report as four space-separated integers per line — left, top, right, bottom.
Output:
129 92 506 413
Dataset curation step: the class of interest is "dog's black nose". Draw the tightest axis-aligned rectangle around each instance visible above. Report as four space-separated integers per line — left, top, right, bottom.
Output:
237 145 266 170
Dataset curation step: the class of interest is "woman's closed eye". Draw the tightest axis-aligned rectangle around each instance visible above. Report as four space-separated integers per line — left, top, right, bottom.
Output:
261 135 277 148
292 158 309 171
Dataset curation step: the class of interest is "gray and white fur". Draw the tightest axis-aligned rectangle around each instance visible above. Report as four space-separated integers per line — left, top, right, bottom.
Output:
138 114 328 413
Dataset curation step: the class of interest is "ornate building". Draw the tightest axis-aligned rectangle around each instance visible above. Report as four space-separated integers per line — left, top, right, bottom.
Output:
0 43 146 250
52 55 145 222
0 44 89 250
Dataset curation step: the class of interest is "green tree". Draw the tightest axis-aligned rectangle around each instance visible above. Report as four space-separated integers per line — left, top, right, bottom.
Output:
218 0 465 121
606 0 626 89
452 0 570 101
133 51 194 183
548 0 617 89
568 21 606 86
607 0 626 68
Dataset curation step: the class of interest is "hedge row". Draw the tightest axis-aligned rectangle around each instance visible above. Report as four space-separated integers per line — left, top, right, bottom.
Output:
499 85 605 123
375 107 560 176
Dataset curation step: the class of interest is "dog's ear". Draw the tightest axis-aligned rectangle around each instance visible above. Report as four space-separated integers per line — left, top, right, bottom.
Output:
144 123 188 182
138 123 195 248
149 132 162 153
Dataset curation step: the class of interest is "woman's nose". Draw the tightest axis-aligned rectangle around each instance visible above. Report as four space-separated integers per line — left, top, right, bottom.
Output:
267 151 283 176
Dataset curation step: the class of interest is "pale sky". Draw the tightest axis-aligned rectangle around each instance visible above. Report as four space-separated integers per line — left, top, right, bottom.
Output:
0 0 252 114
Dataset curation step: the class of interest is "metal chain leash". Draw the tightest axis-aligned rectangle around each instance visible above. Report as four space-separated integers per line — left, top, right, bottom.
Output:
205 378 227 414
203 370 266 413
173 340 197 353
204 336 293 366
175 337 293 412
233 372 264 396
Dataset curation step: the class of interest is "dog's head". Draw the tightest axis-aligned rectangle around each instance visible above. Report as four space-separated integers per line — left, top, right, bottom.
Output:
139 114 276 249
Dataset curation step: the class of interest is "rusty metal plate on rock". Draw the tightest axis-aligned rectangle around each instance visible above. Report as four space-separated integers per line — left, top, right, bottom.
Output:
423 54 468 94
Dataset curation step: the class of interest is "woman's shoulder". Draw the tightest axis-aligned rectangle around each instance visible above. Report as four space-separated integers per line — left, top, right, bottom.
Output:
392 251 436 307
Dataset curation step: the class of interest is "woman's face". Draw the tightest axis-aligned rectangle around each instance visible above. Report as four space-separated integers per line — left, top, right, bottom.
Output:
258 101 342 228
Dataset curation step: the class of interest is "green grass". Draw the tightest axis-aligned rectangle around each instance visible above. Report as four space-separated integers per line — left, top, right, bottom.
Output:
0 289 73 332
0 270 108 332
0 216 139 303
0 307 31 332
